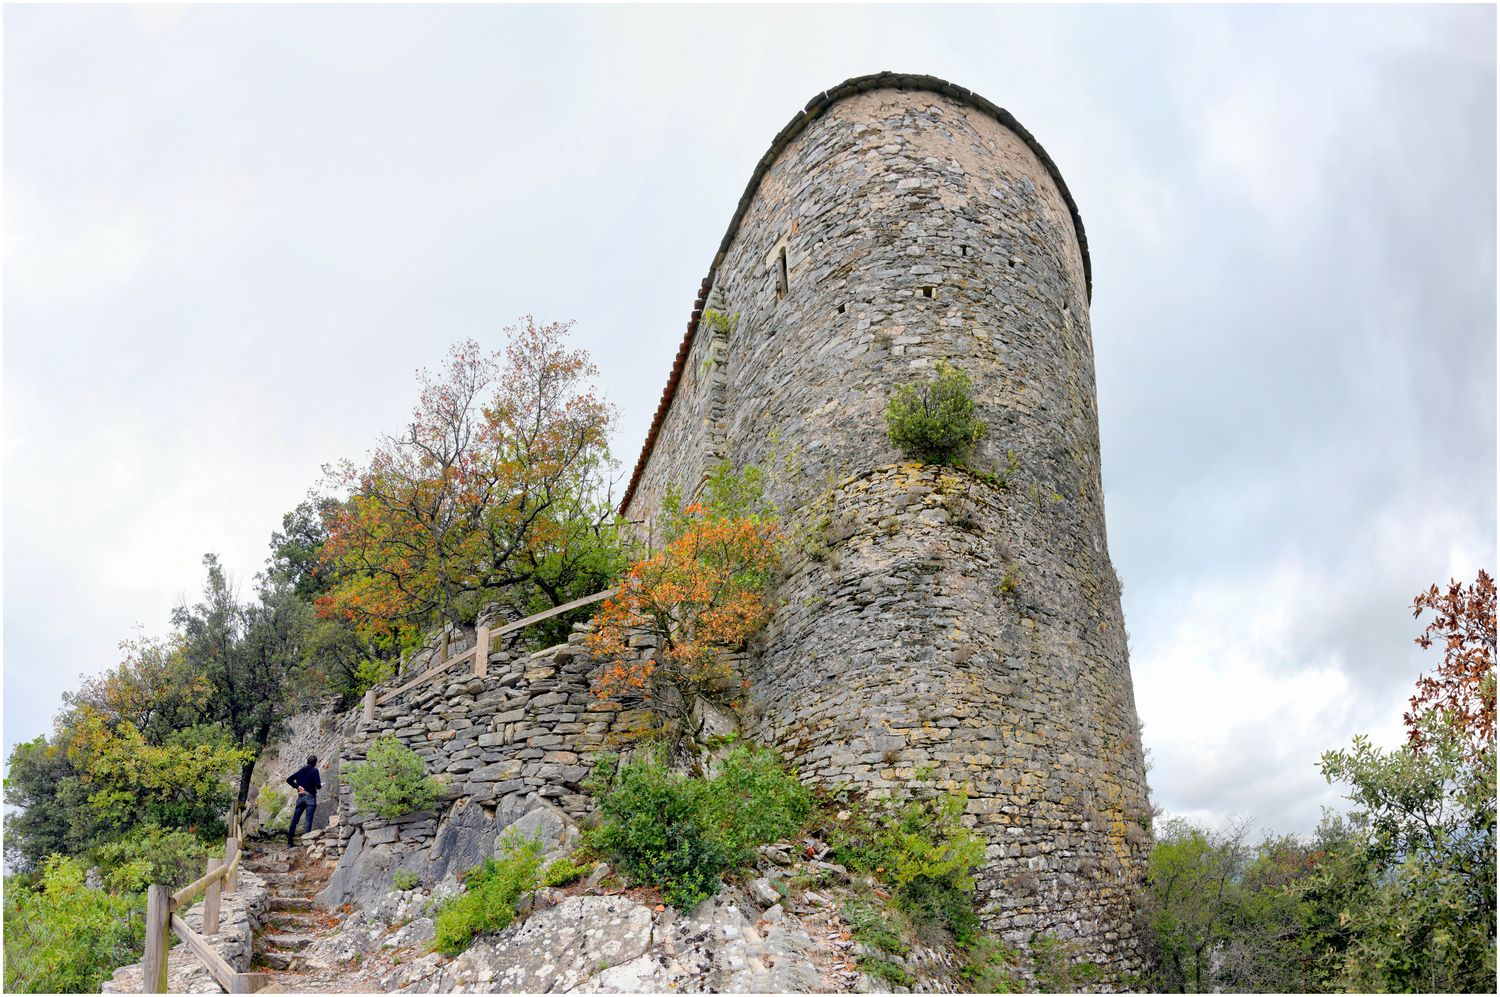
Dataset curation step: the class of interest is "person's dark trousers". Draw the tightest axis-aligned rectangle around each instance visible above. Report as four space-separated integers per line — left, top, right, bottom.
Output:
287 792 316 846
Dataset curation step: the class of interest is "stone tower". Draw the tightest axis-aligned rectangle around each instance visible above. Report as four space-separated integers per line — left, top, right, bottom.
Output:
620 73 1151 973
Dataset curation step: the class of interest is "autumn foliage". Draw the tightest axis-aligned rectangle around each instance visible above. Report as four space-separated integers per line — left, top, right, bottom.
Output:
317 319 620 644
587 465 782 731
1406 568 1496 761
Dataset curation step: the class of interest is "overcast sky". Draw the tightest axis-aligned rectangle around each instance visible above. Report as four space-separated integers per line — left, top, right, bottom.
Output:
4 3 1495 839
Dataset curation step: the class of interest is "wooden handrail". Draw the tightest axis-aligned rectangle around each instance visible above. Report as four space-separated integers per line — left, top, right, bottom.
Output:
376 636 485 704
171 863 229 908
169 914 239 992
486 587 616 643
141 802 262 993
362 587 616 719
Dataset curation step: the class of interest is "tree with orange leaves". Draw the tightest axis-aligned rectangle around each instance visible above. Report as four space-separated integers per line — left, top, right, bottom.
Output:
318 318 623 644
587 462 782 740
1406 568 1496 762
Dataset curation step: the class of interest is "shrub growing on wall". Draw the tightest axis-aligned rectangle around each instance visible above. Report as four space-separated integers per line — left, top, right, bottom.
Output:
884 360 988 465
345 736 440 819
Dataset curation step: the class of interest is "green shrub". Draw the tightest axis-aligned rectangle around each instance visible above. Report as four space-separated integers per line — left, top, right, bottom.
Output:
961 936 1025 993
432 834 543 955
589 745 810 911
590 752 727 910
839 895 909 956
2 856 144 994
828 791 984 944
861 956 914 989
259 785 288 823
391 869 420 892
884 360 988 465
541 857 592 888
695 745 811 866
345 736 441 819
91 825 211 894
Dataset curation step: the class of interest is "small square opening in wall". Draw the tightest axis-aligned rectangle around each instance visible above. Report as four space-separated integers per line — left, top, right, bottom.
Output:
836 303 846 315
775 246 789 300
919 286 935 299
960 245 969 257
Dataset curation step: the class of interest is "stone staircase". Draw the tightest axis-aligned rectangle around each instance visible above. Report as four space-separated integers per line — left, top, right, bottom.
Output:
244 842 333 974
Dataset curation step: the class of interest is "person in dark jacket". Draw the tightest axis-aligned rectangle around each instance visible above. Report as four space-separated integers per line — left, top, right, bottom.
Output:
286 754 322 847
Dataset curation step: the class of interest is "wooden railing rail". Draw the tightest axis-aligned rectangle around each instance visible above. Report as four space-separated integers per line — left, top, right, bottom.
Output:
141 803 272 993
361 587 616 722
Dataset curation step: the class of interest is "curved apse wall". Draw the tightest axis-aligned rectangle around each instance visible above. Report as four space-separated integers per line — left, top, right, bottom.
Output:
623 74 1150 973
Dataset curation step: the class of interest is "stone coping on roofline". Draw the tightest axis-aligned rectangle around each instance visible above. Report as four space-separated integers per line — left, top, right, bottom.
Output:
617 71 1090 515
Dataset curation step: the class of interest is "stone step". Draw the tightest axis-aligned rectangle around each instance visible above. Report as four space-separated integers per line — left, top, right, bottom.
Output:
260 933 315 952
247 861 292 874
260 873 319 889
269 896 315 913
268 912 318 930
255 951 297 972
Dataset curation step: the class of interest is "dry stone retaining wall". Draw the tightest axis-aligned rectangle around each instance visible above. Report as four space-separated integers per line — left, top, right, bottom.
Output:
318 625 649 909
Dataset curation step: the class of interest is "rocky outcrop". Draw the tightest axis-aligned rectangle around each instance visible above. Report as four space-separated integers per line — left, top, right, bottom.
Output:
355 884 937 994
316 796 580 913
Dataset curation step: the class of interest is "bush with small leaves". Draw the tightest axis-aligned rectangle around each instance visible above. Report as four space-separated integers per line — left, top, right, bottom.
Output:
2 856 144 994
694 744 811 867
589 752 728 910
391 869 420 892
541 857 592 888
345 736 440 819
432 834 543 955
884 360 988 465
588 745 810 911
826 791 984 944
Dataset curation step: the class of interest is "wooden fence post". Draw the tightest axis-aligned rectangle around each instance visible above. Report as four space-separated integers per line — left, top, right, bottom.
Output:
473 623 490 678
225 836 239 893
143 884 171 993
203 857 222 935
362 688 376 723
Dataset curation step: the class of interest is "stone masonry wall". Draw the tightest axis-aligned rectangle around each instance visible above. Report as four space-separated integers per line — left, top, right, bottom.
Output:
326 625 650 859
622 80 1151 974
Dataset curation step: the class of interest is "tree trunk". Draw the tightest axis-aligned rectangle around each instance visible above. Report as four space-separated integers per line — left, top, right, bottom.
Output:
236 758 255 809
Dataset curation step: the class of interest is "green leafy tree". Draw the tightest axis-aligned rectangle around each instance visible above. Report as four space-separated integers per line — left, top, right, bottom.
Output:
3 736 93 870
884 360 988 465
2 857 144 994
64 706 250 837
433 833 544 954
1307 709 1496 992
174 555 308 805
268 494 345 600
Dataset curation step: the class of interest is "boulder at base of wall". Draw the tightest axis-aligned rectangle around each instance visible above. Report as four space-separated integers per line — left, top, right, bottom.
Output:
316 796 580 912
498 801 580 864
